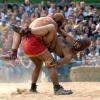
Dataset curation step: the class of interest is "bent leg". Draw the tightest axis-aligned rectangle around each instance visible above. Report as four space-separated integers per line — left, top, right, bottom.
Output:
31 24 57 49
30 24 56 36
36 49 59 85
30 58 43 84
42 52 72 95
47 65 73 95
30 57 43 92
47 67 59 85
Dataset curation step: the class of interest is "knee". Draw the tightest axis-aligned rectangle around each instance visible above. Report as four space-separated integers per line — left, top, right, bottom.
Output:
33 63 42 70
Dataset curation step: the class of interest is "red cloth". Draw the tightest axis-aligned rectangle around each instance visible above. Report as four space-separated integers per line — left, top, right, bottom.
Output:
22 34 46 56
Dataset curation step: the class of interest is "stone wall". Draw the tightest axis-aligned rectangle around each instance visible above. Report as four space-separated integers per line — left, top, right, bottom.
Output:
70 65 100 82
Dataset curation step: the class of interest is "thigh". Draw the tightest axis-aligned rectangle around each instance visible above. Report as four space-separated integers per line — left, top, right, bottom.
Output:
42 30 57 49
29 57 43 67
38 50 55 67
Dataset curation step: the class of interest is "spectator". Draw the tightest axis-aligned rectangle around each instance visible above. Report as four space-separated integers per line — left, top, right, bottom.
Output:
86 46 99 66
95 37 100 56
48 3 56 14
17 5 24 21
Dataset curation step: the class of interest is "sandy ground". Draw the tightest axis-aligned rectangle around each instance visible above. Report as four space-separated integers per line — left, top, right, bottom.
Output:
0 82 100 100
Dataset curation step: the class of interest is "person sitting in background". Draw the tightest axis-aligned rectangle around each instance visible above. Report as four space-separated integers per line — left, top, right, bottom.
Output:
95 37 100 56
92 19 100 38
86 46 99 66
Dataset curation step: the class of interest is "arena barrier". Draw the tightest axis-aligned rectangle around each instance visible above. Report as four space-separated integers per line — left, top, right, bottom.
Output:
70 65 100 82
0 57 100 82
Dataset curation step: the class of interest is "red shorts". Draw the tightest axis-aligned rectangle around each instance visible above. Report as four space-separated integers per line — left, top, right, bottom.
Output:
22 34 46 56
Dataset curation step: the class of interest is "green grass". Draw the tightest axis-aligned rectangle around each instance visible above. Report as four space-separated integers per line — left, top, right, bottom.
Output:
0 0 45 3
74 0 100 3
0 0 100 4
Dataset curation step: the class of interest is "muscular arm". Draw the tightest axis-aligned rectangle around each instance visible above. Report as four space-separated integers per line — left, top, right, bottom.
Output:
56 54 73 66
57 28 67 38
58 27 74 39
48 54 73 67
12 32 21 49
58 28 76 44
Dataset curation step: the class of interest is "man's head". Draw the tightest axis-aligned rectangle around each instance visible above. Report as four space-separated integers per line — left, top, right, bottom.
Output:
49 13 64 27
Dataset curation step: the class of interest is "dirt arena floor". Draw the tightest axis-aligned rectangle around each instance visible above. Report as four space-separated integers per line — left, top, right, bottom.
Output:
0 82 100 100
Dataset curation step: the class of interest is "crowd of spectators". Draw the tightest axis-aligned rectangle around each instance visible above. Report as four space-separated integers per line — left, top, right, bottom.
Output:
0 0 100 82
